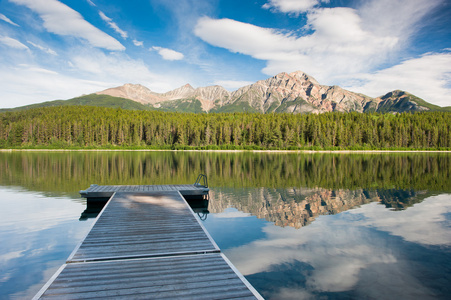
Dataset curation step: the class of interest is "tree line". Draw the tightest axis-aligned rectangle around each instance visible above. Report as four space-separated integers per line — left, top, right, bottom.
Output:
0 106 450 149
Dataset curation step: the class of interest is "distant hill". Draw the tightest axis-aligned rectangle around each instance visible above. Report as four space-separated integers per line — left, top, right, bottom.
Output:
0 94 153 112
2 71 450 113
376 90 451 113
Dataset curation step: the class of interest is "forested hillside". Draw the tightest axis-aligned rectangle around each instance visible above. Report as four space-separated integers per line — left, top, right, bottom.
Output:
0 106 450 149
0 94 153 112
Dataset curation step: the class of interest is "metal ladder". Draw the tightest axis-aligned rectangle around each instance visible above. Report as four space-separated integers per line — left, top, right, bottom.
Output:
194 174 208 188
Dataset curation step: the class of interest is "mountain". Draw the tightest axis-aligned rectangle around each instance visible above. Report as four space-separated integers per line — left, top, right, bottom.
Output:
214 71 376 113
93 71 449 113
2 70 449 113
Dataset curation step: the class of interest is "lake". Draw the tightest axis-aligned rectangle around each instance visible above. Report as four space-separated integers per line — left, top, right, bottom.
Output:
0 151 450 299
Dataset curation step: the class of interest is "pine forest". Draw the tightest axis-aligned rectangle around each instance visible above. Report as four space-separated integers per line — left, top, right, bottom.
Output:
0 106 450 150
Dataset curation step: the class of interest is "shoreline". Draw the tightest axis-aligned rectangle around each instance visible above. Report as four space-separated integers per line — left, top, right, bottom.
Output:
1 149 451 153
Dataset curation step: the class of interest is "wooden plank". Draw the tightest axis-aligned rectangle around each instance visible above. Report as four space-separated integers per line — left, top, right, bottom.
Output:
35 254 262 300
45 267 235 289
51 255 224 278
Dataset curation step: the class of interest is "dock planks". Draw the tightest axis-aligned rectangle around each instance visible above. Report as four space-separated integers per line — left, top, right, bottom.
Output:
35 253 260 299
34 190 263 299
68 191 218 262
80 184 209 199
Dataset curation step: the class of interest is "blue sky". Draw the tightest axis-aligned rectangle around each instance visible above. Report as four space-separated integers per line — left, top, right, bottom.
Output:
0 0 450 108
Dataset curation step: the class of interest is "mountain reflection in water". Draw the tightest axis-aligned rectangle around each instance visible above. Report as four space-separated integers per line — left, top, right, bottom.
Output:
210 188 426 229
204 190 451 300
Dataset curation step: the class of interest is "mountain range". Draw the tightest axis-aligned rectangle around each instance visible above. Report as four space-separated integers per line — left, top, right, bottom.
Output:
2 71 450 113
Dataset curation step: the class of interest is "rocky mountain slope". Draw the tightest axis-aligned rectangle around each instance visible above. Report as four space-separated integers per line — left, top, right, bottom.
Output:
95 71 448 113
97 83 162 105
220 71 376 113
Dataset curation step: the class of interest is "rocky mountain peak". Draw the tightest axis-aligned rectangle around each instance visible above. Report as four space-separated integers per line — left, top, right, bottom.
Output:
289 70 320 85
375 90 429 113
260 70 321 95
123 83 148 89
380 90 407 99
96 83 161 105
163 84 196 100
194 85 230 101
193 85 230 111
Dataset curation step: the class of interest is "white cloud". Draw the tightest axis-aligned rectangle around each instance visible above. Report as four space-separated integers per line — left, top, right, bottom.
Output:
195 0 447 104
262 0 321 13
21 65 59 75
10 0 125 51
214 80 254 90
194 13 397 81
195 8 397 81
0 64 112 107
69 50 159 82
0 46 190 108
0 36 29 50
151 46 184 61
0 13 19 26
133 39 143 47
27 41 57 56
357 0 441 41
98 11 128 39
86 0 96 7
194 17 296 58
346 52 451 106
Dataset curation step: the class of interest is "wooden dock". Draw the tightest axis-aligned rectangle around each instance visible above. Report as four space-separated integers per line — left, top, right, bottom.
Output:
34 189 262 299
80 184 209 200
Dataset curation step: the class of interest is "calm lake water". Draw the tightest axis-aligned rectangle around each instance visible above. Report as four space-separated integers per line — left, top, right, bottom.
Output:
0 151 450 299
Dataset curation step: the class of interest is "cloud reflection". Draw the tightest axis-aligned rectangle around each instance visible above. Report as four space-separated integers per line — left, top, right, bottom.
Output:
214 207 252 218
350 194 451 246
0 188 94 299
222 194 451 299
